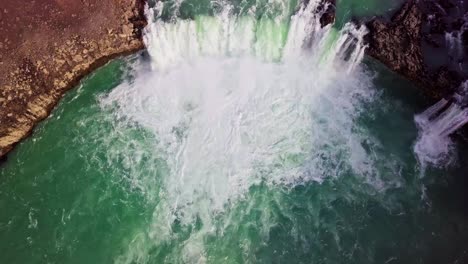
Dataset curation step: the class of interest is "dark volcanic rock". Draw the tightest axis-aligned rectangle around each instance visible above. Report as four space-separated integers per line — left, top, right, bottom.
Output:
302 0 336 27
366 1 425 88
366 0 467 98
319 0 336 28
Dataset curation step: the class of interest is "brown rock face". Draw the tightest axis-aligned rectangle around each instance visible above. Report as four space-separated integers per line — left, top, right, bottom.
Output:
366 0 466 99
0 0 147 158
366 1 429 94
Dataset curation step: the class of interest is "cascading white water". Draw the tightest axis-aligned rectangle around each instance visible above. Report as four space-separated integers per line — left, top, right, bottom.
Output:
444 10 467 72
416 3 468 169
99 0 380 262
445 31 464 59
414 81 468 168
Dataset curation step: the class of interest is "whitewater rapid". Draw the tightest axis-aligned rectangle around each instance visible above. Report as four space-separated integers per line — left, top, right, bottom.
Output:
97 0 395 262
2 1 468 263
414 81 468 168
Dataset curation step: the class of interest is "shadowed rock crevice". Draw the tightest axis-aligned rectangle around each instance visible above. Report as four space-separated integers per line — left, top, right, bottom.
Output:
318 0 336 28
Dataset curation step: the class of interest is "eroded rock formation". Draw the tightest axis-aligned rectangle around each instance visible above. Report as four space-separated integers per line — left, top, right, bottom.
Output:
0 0 147 159
1 0 466 160
366 0 467 98
318 0 336 28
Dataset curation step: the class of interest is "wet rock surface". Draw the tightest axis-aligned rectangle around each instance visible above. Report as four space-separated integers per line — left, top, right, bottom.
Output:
318 0 336 28
366 0 468 99
0 0 147 158
1 0 466 159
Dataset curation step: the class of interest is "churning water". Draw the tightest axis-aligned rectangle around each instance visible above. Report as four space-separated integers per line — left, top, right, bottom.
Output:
1 0 468 263
103 0 377 261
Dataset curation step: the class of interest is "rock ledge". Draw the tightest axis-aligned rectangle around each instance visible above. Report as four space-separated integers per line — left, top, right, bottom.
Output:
0 0 147 159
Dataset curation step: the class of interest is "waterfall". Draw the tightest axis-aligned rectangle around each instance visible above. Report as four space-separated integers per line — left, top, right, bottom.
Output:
445 30 464 60
415 3 468 168
443 6 467 71
101 0 376 262
414 81 468 168
143 0 367 70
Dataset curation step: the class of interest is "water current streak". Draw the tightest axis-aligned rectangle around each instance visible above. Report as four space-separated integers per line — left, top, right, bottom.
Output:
101 0 379 262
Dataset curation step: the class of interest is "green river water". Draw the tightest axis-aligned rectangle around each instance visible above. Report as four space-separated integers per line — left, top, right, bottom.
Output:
1 0 468 263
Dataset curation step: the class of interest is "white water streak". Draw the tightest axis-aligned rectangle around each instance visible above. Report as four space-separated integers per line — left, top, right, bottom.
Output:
445 31 464 59
414 93 468 168
108 0 376 262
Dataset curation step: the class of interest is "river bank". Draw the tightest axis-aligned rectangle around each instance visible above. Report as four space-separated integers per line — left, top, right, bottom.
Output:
2 1 468 261
0 0 147 159
1 0 467 160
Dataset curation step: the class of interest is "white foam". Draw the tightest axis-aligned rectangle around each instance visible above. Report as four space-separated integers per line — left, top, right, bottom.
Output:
106 0 378 262
414 97 468 168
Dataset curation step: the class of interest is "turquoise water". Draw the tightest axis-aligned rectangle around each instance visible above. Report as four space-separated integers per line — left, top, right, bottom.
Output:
1 0 468 263
335 0 405 26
